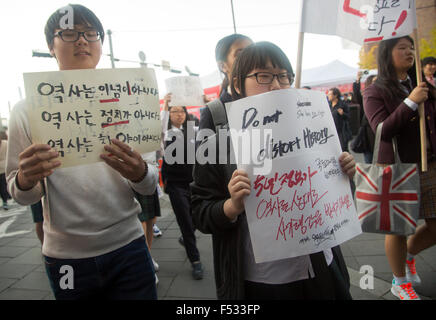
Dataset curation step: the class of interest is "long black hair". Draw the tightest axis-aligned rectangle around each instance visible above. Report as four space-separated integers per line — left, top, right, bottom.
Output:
230 41 294 100
374 36 415 101
215 34 252 96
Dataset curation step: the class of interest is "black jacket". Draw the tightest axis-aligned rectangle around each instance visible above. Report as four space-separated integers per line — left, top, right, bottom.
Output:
161 127 194 184
191 98 350 299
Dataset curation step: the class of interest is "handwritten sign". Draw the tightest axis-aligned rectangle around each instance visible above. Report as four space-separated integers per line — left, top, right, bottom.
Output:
301 0 417 44
165 76 204 107
23 68 161 168
226 89 361 263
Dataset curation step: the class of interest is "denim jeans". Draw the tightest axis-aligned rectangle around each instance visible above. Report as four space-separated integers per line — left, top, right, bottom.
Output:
44 236 156 300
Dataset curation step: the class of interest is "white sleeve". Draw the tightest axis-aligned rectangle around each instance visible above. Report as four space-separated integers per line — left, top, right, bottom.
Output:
404 98 418 111
128 163 158 195
6 100 44 205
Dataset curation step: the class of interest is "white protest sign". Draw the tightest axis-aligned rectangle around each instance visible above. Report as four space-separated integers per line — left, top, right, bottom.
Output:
165 76 204 107
226 89 362 263
301 0 417 44
24 68 161 168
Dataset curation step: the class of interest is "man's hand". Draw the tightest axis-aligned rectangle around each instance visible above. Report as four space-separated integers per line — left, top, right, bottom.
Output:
100 139 147 182
17 144 61 190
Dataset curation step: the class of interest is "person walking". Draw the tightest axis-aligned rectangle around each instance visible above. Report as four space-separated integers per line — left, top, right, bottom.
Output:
161 94 204 280
0 130 10 210
328 87 351 152
363 36 436 300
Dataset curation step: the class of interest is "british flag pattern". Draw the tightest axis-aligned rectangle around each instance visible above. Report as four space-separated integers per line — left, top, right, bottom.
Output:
354 163 420 235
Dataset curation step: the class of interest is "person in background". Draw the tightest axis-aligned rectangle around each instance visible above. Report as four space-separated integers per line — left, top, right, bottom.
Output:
0 130 10 210
328 87 351 152
199 34 253 133
135 151 162 285
422 56 436 87
363 36 436 300
191 41 356 300
6 4 158 300
30 201 44 245
161 93 204 280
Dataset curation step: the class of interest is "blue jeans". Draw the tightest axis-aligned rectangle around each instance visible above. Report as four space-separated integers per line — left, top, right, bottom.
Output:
44 236 157 300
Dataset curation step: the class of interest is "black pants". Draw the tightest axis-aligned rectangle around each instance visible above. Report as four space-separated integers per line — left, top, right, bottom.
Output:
166 182 200 263
244 256 352 300
0 173 10 203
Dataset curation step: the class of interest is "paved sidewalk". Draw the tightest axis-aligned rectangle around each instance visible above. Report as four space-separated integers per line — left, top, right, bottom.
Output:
0 194 434 300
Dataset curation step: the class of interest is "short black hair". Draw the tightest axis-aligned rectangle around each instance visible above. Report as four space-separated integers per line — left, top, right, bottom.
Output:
230 41 294 100
422 56 436 67
329 87 342 99
45 4 104 47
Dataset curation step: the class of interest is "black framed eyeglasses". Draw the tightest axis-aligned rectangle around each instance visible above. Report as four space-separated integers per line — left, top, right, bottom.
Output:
245 72 294 85
54 30 101 42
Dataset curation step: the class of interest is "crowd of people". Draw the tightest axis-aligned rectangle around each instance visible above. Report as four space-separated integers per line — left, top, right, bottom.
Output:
3 4 436 301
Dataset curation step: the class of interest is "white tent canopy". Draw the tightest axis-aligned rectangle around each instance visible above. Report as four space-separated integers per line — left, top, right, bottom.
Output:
300 60 358 88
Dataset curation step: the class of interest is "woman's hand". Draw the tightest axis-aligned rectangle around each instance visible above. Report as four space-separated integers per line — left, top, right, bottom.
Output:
17 144 61 190
101 139 147 183
339 152 356 180
408 82 428 105
163 93 172 111
337 107 344 116
224 170 251 221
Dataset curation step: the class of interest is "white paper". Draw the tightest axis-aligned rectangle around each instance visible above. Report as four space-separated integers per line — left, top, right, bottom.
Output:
23 68 161 168
225 89 362 263
165 76 204 107
301 0 417 44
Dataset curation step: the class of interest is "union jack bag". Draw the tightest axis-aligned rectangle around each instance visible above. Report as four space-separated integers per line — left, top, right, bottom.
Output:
354 123 420 235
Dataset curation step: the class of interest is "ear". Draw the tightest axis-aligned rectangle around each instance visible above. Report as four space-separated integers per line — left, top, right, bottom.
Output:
48 44 56 58
220 61 230 74
233 77 241 95
218 61 226 74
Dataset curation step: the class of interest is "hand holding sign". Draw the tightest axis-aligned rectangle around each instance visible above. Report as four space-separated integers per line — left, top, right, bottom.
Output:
101 138 147 183
408 82 429 105
339 152 356 179
17 144 61 190
224 170 252 221
225 89 361 263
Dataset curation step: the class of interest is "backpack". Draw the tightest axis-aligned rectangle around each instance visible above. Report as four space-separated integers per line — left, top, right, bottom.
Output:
203 99 235 182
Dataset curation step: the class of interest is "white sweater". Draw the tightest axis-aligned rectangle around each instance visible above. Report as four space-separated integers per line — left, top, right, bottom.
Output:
6 100 158 259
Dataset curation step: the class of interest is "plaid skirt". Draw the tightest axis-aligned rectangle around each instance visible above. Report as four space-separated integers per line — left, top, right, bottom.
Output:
419 159 436 219
135 188 161 222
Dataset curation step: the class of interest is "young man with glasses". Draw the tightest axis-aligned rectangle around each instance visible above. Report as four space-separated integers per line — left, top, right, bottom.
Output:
6 4 158 300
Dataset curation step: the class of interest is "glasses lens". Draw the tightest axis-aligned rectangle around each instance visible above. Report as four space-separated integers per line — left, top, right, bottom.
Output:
61 30 78 42
85 31 99 41
256 73 273 84
278 73 291 85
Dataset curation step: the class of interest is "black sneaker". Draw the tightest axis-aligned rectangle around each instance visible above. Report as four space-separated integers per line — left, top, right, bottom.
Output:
178 236 184 247
192 261 203 280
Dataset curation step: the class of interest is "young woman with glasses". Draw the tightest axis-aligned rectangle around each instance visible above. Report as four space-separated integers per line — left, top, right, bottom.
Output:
191 41 356 300
160 94 204 280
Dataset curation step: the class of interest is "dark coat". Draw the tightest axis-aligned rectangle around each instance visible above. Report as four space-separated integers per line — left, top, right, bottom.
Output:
191 99 350 300
363 83 436 164
330 100 351 151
